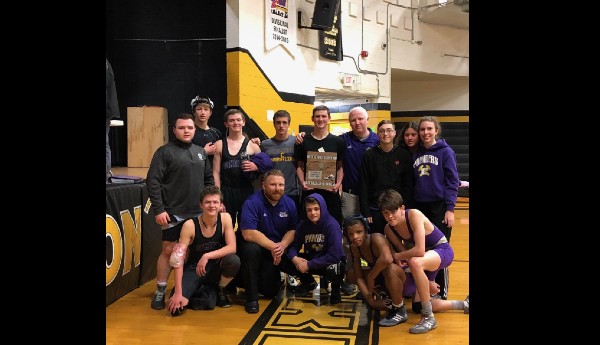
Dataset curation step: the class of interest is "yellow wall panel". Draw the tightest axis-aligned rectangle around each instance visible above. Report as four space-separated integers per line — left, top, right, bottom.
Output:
227 51 395 138
227 51 314 138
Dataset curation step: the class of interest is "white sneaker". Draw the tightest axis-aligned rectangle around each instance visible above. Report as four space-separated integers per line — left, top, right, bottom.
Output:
286 274 299 287
409 315 437 334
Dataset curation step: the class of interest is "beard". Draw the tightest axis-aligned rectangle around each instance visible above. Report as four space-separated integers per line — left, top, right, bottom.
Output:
265 191 283 203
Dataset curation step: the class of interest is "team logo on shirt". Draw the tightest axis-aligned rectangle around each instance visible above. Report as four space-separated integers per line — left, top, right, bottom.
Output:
279 211 288 218
197 153 204 160
272 152 293 162
418 164 431 177
310 243 324 252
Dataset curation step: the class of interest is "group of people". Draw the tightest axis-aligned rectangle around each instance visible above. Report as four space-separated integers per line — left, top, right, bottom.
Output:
143 95 467 334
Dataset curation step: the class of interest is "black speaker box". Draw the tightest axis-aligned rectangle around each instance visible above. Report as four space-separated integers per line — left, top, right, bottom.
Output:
311 0 341 30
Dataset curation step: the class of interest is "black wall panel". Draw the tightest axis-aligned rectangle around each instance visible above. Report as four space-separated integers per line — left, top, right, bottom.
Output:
107 0 226 166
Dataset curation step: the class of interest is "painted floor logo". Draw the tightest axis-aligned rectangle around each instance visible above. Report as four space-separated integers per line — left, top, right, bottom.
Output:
238 290 379 345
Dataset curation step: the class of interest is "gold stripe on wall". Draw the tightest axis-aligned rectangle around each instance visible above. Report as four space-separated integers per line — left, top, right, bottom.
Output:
331 110 390 132
391 115 469 123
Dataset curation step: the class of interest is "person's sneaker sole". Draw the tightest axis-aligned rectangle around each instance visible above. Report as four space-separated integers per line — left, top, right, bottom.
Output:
379 318 407 327
217 301 232 308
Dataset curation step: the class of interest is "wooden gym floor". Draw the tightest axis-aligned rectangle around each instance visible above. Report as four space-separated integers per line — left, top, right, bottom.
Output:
106 167 469 345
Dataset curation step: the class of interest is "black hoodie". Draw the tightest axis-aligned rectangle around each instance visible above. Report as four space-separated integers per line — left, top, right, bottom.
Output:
358 144 413 217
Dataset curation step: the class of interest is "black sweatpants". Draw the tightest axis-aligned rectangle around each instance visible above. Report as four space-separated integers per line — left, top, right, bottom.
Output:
234 238 315 302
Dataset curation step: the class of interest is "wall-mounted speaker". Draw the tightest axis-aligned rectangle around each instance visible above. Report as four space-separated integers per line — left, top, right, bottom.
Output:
311 0 341 30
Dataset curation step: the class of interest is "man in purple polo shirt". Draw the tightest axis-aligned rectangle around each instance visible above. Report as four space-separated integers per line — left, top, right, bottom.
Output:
339 106 380 218
234 169 317 314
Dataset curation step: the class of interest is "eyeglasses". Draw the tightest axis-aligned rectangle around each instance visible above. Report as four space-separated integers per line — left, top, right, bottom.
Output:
377 128 396 134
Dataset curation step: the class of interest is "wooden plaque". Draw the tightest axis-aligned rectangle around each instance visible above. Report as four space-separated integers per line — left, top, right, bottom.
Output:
305 151 337 190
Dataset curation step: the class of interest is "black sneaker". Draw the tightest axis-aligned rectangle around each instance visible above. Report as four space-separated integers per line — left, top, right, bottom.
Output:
330 291 342 304
294 281 318 297
217 286 232 308
151 287 166 310
378 305 408 327
245 300 259 314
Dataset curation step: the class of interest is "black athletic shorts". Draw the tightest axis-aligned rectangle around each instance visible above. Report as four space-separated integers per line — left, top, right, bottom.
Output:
162 221 185 242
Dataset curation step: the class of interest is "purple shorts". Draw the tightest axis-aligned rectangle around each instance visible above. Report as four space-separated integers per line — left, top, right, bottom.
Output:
403 242 454 296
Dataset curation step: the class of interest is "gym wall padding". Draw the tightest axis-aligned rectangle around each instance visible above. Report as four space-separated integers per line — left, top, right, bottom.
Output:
106 182 162 306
